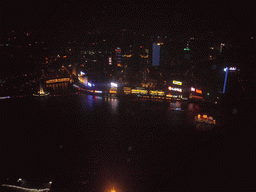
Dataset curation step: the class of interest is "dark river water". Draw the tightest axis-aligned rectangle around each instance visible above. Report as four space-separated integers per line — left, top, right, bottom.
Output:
0 83 254 191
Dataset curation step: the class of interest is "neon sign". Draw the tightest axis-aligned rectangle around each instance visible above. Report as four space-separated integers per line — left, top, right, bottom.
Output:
196 89 202 94
173 80 182 85
168 86 182 92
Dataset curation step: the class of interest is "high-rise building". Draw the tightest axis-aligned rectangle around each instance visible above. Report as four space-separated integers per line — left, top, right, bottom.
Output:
115 47 122 67
152 43 160 66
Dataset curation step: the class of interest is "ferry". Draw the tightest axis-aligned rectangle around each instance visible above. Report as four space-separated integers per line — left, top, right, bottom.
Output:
194 114 216 125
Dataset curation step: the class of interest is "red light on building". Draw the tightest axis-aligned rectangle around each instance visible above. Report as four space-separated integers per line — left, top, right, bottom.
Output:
140 46 142 48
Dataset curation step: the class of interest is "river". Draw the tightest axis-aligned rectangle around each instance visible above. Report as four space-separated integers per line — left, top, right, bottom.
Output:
1 82 251 191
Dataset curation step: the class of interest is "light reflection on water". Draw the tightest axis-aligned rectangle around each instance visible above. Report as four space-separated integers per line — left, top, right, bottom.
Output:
107 97 119 115
1 87 223 191
74 93 211 133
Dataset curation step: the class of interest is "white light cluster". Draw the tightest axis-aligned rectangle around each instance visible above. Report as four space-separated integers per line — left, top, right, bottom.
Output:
224 67 236 72
111 82 117 88
80 71 85 76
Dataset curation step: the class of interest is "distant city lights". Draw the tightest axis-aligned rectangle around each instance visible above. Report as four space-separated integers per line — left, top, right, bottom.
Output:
0 96 10 99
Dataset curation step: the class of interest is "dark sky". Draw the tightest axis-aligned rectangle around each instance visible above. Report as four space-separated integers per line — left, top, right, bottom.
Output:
2 1 254 41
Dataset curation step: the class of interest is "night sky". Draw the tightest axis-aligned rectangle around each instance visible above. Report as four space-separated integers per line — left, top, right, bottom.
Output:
2 1 254 38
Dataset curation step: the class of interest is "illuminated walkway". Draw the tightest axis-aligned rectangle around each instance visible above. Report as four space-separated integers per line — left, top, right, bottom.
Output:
1 184 50 192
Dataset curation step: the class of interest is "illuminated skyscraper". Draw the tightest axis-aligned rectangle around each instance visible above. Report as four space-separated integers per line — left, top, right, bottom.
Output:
152 43 160 66
115 47 122 67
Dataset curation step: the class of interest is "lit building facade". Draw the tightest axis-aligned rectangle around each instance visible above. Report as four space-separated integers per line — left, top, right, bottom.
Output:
189 87 203 100
166 80 183 99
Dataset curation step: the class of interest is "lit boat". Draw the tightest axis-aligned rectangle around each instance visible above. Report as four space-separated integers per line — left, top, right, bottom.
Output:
194 114 216 125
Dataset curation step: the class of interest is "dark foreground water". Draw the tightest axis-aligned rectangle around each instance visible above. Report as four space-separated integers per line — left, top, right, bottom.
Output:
1 87 255 191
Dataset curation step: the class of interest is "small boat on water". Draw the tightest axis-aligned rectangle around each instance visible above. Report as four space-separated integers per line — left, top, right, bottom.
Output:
194 114 216 125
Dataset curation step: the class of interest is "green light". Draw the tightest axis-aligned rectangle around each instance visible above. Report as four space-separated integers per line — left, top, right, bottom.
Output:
207 93 210 95
184 48 190 51
6 44 9 46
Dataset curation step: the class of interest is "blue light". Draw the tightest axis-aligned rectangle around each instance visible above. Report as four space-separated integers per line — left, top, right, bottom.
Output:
152 43 160 66
88 82 92 87
223 68 228 93
165 36 167 38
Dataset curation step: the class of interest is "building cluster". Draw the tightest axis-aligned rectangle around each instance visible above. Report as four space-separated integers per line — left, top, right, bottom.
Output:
0 28 240 99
